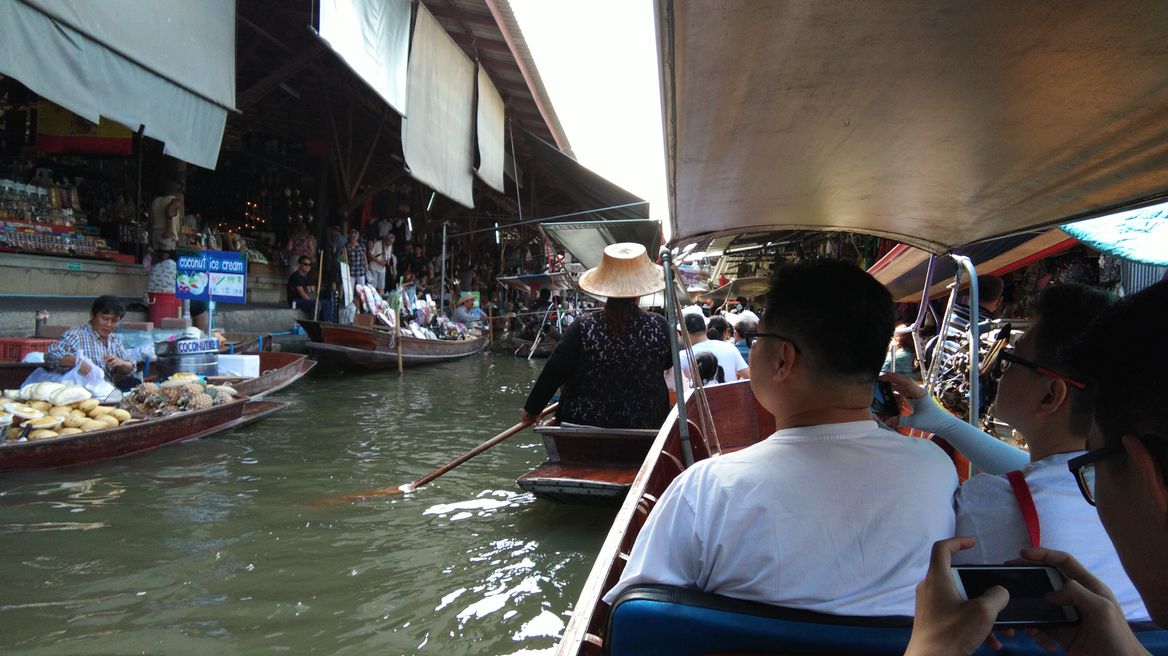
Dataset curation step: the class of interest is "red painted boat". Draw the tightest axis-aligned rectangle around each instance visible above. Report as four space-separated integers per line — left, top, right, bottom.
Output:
0 399 287 471
298 320 488 370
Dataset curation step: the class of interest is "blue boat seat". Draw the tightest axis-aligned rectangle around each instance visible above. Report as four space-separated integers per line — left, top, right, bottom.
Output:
607 585 1168 655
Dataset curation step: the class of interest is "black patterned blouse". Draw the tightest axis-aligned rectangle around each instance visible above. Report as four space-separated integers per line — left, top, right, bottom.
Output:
523 309 673 429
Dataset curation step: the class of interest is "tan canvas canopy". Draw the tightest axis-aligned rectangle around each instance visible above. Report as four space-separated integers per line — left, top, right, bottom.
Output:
656 1 1168 253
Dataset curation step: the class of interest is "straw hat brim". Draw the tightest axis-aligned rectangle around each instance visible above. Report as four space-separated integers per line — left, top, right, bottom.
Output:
578 243 666 299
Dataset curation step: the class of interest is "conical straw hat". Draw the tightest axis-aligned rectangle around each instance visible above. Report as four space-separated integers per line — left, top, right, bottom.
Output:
578 243 665 299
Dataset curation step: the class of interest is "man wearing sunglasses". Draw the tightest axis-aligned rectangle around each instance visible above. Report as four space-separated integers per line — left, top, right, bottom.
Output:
907 280 1168 654
887 284 1148 622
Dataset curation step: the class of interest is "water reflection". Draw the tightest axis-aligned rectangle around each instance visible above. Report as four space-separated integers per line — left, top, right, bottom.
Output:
0 355 614 654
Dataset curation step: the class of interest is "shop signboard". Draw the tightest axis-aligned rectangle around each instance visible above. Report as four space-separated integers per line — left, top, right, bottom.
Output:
176 249 247 304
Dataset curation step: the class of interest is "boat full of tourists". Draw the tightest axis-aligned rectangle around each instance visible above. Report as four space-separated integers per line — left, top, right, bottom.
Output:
555 1 1168 654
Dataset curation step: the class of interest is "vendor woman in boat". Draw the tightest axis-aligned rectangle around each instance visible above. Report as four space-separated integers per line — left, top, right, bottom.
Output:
520 243 672 429
44 295 139 390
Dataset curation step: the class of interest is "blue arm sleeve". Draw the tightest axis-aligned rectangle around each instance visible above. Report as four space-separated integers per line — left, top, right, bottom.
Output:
900 394 1029 474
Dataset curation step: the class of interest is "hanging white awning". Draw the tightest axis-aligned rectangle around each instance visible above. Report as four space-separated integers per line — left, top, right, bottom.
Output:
402 4 476 208
317 0 411 116
0 0 236 169
475 67 506 193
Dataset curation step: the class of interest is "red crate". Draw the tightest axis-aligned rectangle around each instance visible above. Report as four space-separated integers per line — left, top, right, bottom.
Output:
0 338 56 363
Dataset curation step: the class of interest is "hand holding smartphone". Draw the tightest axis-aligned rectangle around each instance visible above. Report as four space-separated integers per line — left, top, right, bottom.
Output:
870 380 899 416
950 565 1079 626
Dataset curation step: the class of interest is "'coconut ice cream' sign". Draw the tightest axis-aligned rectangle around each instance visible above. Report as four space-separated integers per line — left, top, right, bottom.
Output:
176 249 247 303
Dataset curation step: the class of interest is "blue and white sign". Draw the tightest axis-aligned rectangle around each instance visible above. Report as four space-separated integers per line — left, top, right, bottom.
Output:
176 249 247 303
176 338 221 354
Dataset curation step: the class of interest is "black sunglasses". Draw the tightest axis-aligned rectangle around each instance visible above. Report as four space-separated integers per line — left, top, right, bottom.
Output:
742 330 801 353
996 348 1087 390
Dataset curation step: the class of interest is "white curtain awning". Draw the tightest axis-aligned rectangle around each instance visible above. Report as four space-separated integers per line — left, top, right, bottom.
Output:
402 5 476 209
317 0 410 116
0 0 236 169
475 66 506 193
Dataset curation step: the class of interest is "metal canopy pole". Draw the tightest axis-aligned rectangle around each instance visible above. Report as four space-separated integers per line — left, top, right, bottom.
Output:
661 246 694 467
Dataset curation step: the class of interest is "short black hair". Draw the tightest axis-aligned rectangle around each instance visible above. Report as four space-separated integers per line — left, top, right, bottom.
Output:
760 259 893 381
683 312 707 334
1066 280 1168 448
978 275 1005 303
1029 284 1115 435
90 295 125 318
707 316 729 338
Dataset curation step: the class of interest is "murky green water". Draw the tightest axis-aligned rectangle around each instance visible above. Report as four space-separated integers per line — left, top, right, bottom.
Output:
0 354 614 655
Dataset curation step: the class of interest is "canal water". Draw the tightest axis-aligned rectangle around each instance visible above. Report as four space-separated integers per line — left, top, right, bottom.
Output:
0 354 616 655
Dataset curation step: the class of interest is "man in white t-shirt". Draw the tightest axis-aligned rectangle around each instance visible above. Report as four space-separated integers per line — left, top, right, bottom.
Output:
606 260 958 617
675 312 749 385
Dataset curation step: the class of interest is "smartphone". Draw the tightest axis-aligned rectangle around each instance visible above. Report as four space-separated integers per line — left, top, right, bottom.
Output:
870 381 899 416
951 565 1079 626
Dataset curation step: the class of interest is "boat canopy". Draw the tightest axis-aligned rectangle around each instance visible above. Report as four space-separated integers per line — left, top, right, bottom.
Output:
1060 206 1168 266
540 219 663 269
870 229 1078 302
656 1 1168 253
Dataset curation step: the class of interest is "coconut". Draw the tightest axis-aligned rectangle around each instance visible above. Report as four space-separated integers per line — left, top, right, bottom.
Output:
78 399 100 413
31 382 66 402
28 400 52 412
49 385 92 406
79 419 107 432
94 414 119 428
88 405 115 418
110 408 132 423
57 427 83 436
29 429 59 440
48 405 73 417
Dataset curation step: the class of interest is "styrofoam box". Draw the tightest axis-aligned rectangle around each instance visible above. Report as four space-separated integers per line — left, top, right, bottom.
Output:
217 354 260 378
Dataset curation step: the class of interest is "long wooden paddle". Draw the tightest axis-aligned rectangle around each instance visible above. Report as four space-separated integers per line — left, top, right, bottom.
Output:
316 402 558 504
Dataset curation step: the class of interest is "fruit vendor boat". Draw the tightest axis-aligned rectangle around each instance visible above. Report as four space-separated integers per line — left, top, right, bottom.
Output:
554 1 1168 654
0 398 286 471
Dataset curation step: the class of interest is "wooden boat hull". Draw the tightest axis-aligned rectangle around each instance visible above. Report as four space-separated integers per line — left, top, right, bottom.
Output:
206 352 316 399
517 425 658 506
0 362 39 390
0 399 287 471
298 320 488 370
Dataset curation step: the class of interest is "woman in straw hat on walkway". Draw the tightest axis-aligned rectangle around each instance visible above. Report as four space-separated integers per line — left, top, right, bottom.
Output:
521 243 673 429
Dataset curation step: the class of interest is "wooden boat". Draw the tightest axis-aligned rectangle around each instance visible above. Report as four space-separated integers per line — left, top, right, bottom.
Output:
298 319 488 370
0 362 38 390
516 423 658 505
205 351 316 399
0 399 287 471
556 1 1168 654
511 336 556 358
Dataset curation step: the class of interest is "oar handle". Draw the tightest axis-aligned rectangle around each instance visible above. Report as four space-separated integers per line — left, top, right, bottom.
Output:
406 402 558 491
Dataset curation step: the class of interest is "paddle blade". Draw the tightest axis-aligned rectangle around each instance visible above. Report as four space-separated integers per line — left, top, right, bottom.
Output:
311 484 405 505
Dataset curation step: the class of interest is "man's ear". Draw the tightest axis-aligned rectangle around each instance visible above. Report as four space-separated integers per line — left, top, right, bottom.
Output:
1122 434 1168 522
1035 378 1067 417
769 341 796 383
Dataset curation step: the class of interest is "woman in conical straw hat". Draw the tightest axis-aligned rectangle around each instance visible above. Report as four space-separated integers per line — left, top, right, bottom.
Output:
521 243 674 429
